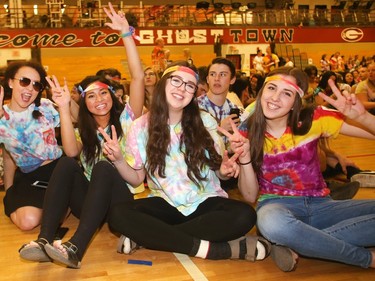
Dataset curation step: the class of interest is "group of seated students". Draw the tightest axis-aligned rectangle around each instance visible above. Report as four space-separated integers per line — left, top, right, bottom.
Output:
1 2 375 273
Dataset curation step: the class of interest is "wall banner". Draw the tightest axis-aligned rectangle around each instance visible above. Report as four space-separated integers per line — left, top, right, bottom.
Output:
1 27 374 48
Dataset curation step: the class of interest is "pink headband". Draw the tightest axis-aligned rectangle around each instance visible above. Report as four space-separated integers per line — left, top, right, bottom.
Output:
162 65 199 81
264 75 304 98
78 81 113 97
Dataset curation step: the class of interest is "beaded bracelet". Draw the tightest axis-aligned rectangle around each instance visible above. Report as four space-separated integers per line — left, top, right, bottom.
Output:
237 159 252 165
120 26 135 38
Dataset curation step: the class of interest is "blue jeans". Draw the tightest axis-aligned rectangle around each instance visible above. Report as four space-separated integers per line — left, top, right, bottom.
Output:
256 197 375 268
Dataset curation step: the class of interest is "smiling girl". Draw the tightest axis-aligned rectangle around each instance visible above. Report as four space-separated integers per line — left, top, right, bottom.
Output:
220 66 375 272
101 61 270 264
19 2 144 269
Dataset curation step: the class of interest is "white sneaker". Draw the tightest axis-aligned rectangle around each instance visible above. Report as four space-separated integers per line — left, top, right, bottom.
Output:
351 171 375 188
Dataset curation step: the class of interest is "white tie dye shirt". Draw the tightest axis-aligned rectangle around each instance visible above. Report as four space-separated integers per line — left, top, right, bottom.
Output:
0 98 62 173
125 110 228 216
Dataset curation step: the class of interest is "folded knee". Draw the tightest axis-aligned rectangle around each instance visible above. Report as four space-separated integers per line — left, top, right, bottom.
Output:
256 204 290 242
11 212 41 231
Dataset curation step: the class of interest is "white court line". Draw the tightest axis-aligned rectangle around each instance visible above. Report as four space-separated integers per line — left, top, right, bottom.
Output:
174 253 209 281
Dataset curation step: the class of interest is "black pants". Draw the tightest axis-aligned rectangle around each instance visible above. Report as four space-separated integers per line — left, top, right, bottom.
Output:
109 196 256 256
39 156 134 260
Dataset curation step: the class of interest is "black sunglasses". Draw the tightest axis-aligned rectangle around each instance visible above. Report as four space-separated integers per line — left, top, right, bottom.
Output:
13 77 44 92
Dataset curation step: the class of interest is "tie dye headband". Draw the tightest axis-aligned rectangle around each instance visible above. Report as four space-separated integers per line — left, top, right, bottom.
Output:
77 81 114 97
162 65 199 81
264 75 304 98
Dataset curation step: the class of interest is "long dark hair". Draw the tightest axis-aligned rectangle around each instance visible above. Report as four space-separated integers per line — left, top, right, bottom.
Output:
248 67 315 173
3 60 47 119
146 61 222 188
76 75 124 165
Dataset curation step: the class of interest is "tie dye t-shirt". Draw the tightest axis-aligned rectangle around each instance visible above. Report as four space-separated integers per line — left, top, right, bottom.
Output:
0 98 62 173
258 106 344 200
125 110 228 216
197 94 239 146
75 104 131 175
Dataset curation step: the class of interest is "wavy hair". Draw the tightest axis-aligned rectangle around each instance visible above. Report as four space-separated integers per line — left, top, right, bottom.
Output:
3 60 47 119
248 67 315 173
146 61 222 188
76 75 124 165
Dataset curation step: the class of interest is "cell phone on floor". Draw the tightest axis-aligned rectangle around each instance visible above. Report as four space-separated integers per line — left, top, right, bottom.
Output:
31 181 49 189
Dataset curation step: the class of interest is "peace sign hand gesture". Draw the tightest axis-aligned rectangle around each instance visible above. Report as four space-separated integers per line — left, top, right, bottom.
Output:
46 75 71 110
219 150 241 179
218 118 251 163
318 79 366 120
98 125 124 164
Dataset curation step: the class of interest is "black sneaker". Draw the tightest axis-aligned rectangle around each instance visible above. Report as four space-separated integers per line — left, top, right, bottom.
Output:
327 180 360 200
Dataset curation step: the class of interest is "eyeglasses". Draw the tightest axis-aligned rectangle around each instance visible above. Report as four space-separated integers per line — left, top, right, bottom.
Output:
169 75 197 94
13 77 44 92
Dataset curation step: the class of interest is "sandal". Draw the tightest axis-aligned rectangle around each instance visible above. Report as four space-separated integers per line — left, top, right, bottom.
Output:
228 235 271 262
270 245 298 272
117 235 140 254
19 238 51 262
44 241 81 269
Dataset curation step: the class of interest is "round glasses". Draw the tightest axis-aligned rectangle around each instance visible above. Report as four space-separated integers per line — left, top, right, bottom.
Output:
169 75 197 94
13 77 44 92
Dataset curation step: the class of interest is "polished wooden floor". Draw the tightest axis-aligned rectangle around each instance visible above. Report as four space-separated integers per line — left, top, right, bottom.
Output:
0 134 374 281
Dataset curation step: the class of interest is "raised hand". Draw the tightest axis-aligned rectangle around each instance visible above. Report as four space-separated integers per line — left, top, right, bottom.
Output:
46 75 70 109
219 150 240 179
318 79 366 120
103 2 130 32
98 125 124 164
218 118 250 162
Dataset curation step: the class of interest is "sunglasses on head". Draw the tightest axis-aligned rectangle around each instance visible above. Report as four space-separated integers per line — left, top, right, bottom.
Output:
13 77 44 92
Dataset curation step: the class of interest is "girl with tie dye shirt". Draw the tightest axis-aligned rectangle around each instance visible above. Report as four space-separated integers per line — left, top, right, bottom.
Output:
220 67 375 272
106 61 271 264
19 3 144 269
1 60 63 231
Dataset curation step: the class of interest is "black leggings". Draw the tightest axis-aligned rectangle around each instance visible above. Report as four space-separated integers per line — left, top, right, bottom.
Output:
109 196 256 256
39 157 134 259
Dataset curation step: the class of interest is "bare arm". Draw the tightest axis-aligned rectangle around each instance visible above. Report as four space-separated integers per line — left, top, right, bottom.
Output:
104 3 145 118
218 120 259 203
47 76 82 157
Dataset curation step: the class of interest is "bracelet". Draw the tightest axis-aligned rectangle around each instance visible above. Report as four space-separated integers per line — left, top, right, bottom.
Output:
120 26 135 38
237 159 252 165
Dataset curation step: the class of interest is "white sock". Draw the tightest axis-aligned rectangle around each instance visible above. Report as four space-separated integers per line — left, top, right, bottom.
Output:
256 241 266 260
195 240 210 259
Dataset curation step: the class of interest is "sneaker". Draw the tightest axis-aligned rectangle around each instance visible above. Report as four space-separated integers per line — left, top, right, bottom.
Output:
351 171 375 188
327 180 360 200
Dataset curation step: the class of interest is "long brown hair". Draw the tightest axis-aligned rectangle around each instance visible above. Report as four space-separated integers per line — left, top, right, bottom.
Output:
146 61 222 188
76 75 124 165
248 67 315 173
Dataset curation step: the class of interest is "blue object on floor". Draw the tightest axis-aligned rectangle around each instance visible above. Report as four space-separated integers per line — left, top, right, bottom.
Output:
128 259 152 266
